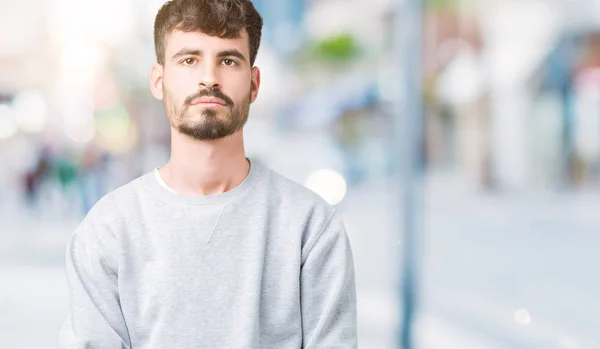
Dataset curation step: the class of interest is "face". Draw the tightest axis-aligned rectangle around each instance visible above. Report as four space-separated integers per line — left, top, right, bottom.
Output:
150 29 260 141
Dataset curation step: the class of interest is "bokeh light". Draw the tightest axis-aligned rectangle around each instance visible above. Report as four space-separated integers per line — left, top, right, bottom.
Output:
304 169 347 205
514 309 532 326
12 91 49 133
63 119 95 145
0 104 18 140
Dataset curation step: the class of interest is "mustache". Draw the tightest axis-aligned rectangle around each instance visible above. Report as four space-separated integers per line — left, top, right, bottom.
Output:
184 88 234 107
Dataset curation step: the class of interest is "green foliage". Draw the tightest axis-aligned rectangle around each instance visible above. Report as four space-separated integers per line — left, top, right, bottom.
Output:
311 33 362 63
424 0 462 10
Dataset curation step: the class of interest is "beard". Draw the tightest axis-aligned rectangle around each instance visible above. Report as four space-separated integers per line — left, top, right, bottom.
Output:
164 86 251 141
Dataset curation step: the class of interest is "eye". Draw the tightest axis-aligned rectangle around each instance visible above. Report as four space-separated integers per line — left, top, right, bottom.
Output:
222 59 238 66
182 58 196 66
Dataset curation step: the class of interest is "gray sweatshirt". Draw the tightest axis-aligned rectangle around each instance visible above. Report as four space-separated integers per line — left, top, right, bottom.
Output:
58 161 357 349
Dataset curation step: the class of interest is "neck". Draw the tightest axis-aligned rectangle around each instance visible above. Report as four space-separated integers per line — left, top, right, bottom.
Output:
160 129 250 196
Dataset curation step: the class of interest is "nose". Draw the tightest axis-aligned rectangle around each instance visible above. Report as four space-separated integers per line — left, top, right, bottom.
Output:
199 65 221 90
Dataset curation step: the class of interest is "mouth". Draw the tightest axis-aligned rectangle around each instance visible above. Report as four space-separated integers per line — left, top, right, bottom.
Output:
190 97 227 107
191 103 225 109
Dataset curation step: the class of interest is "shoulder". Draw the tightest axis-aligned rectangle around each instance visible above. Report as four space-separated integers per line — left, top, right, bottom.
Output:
254 164 343 251
258 164 336 216
72 173 149 246
87 174 147 222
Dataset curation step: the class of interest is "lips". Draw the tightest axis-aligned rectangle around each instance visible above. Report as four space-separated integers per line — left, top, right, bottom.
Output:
191 97 226 106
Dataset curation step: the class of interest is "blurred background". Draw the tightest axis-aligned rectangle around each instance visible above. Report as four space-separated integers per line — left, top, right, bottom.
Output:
1 0 600 347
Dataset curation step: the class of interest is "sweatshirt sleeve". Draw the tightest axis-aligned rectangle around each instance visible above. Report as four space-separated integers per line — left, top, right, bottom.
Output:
300 211 357 349
58 223 130 348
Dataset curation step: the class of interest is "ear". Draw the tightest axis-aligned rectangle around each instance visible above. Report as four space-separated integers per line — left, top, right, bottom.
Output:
150 63 164 100
250 66 261 103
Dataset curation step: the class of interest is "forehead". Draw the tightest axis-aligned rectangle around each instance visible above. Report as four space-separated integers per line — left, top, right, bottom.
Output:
164 29 249 57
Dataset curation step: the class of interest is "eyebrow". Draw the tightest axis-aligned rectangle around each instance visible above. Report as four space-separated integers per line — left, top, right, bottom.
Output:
171 48 202 60
171 48 248 63
217 50 247 63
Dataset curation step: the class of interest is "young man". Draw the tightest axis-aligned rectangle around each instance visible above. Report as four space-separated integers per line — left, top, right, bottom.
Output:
58 0 357 348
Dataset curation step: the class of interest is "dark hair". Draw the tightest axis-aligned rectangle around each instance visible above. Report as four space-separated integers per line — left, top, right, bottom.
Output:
154 0 263 66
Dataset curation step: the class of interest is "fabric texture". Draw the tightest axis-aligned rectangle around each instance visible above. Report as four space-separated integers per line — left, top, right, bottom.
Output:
58 161 357 349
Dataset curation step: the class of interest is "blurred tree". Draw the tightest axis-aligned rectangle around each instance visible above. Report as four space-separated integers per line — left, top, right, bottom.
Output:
311 33 362 62
291 32 363 77
424 0 462 10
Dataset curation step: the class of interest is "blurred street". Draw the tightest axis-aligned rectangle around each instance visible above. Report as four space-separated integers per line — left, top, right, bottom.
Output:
2 174 598 348
3 0 600 347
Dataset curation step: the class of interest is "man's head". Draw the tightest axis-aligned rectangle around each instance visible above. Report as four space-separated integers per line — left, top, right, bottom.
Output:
150 0 263 141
